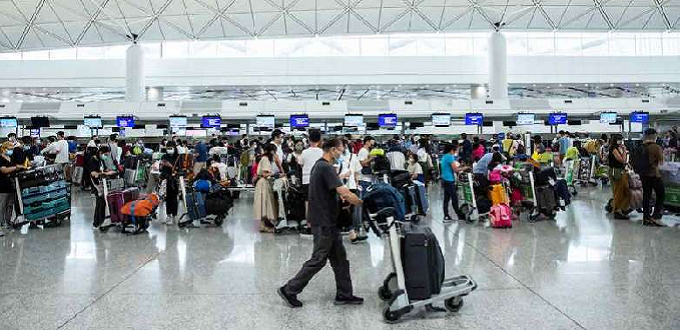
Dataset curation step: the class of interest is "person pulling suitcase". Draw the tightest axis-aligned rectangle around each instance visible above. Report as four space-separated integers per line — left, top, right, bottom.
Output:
278 138 364 308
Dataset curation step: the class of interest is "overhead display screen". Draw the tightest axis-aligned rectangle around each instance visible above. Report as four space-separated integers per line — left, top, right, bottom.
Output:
169 116 187 127
431 113 451 127
0 117 17 127
464 113 484 126
83 116 102 128
344 114 364 127
600 112 618 124
116 116 135 128
256 115 275 128
201 116 221 128
30 128 40 137
548 113 568 125
31 116 50 128
378 113 398 127
630 112 649 123
290 114 309 128
516 113 535 125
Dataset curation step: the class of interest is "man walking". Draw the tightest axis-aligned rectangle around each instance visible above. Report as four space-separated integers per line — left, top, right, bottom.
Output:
278 138 364 308
638 129 666 227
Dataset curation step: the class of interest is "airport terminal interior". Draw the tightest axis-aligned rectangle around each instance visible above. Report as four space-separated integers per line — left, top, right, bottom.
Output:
0 0 680 329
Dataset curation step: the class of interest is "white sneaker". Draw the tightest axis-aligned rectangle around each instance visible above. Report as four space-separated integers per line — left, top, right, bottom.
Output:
165 216 174 225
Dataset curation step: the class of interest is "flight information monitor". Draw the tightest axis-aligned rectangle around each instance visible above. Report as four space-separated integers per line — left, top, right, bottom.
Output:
600 112 618 124
0 117 17 128
344 114 364 127
378 113 398 127
83 116 102 128
201 116 221 128
169 116 187 127
116 116 135 128
431 113 451 127
290 114 309 128
465 113 484 126
548 113 568 125
516 113 535 125
630 112 649 123
256 115 275 129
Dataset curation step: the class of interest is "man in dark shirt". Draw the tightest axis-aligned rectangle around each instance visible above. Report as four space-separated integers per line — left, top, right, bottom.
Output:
278 138 363 308
460 133 472 164
640 129 666 227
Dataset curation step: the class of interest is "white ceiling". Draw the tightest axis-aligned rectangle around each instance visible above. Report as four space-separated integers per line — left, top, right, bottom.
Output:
0 0 679 52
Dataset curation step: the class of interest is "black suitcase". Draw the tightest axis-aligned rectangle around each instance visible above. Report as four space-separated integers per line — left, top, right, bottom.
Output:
401 225 445 300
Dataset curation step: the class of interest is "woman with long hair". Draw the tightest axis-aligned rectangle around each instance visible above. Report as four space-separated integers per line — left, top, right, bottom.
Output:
161 141 180 225
254 143 279 233
608 135 630 220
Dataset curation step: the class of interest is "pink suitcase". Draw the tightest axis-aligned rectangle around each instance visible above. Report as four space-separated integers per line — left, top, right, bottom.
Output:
490 204 513 228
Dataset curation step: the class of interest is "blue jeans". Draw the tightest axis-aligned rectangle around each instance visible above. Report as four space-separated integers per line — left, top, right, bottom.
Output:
442 180 463 218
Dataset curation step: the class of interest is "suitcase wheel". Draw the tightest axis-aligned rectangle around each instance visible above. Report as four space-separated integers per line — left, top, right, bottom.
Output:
378 285 392 301
445 297 464 313
215 215 224 227
383 306 401 324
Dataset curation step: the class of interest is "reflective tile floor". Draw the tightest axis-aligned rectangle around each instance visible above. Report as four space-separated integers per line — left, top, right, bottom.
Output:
1 185 680 330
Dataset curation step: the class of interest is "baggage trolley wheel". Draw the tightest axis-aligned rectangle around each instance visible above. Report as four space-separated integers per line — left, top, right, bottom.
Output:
605 199 613 213
378 285 393 301
444 297 464 313
410 215 420 224
383 306 401 324
215 215 224 227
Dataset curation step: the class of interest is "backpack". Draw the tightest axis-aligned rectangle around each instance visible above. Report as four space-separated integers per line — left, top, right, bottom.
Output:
632 144 651 175
362 182 406 221
372 155 391 174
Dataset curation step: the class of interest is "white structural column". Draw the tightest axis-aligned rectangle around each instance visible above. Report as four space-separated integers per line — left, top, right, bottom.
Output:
126 44 145 102
487 32 508 99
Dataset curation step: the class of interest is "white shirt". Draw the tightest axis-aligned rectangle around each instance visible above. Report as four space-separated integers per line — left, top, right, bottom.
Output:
407 162 423 175
272 142 283 162
299 147 323 185
176 146 187 154
211 162 228 181
41 139 70 164
387 151 406 170
357 147 373 182
339 153 362 190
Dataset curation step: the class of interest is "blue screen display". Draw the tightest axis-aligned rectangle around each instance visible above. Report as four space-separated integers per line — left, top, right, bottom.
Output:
548 113 568 125
201 116 221 128
630 112 649 123
465 113 483 126
116 116 135 128
378 114 398 127
0 118 17 127
290 115 309 128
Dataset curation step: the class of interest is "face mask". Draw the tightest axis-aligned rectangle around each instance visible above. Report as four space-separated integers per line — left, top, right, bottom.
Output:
5 150 13 156
618 141 623 146
167 149 175 155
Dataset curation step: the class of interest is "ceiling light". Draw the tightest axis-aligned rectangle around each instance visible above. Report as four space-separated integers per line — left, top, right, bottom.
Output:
609 83 614 87
584 84 589 87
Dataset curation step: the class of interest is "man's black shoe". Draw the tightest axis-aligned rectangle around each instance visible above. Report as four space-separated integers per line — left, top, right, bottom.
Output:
278 286 303 308
334 295 364 305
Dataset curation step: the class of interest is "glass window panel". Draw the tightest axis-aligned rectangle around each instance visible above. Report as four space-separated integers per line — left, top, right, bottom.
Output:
417 37 445 56
360 36 387 56
217 40 247 57
555 37 581 55
609 33 635 56
300 39 332 56
246 39 274 57
22 50 50 60
104 45 127 59
49 48 77 60
188 41 217 57
76 47 105 59
581 33 609 56
445 36 473 55
527 37 554 55
0 52 21 60
141 43 161 59
162 41 189 58
662 33 680 55
388 37 418 56
505 32 528 56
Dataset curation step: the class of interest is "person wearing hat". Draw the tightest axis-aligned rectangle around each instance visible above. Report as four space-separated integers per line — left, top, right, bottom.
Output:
0 142 27 235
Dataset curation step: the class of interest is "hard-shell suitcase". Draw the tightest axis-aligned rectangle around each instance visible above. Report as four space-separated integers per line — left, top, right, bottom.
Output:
123 187 139 203
488 184 509 206
124 169 137 186
536 185 557 213
72 166 83 184
185 192 207 220
413 181 429 215
107 191 125 223
401 225 445 301
490 204 513 228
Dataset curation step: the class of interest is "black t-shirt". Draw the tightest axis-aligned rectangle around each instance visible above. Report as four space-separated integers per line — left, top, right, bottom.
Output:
0 156 14 193
307 158 343 228
86 155 103 187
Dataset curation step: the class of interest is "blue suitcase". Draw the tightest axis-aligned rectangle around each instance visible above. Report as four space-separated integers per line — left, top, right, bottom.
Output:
413 181 429 215
186 192 207 220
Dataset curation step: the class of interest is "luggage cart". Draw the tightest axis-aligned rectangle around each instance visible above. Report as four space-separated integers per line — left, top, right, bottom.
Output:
368 208 477 323
177 176 225 228
457 172 487 223
100 177 150 234
513 167 539 222
272 177 301 233
12 164 71 228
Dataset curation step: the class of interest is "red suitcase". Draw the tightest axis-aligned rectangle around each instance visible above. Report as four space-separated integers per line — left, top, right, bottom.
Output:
107 191 125 224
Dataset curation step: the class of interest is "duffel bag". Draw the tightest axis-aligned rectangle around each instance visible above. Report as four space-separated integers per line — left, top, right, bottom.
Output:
205 191 234 216
121 194 160 217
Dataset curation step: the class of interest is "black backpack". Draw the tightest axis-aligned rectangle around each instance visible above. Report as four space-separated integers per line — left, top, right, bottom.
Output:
632 144 650 175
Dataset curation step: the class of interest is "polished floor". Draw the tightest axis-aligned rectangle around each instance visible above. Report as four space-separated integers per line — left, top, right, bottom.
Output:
1 184 680 330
